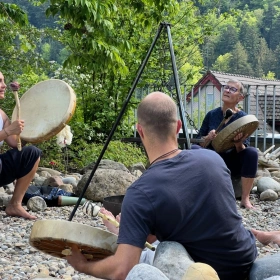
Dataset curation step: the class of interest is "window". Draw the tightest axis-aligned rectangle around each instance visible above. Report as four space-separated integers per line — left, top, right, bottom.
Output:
206 92 214 111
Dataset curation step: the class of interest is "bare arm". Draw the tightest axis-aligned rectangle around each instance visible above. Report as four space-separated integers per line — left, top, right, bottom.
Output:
66 243 142 280
200 129 217 148
0 110 23 148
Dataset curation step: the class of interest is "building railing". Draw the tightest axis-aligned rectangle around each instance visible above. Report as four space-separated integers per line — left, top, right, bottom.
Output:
131 84 280 152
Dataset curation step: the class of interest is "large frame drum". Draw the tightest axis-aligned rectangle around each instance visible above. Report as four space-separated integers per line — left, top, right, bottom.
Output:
212 115 259 153
12 79 76 143
29 220 118 261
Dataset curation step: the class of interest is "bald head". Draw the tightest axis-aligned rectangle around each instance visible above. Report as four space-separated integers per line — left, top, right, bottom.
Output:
137 92 178 141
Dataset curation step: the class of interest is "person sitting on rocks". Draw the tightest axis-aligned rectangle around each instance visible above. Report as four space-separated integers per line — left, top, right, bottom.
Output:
251 229 280 246
66 91 258 280
100 208 158 265
0 72 41 219
196 79 258 209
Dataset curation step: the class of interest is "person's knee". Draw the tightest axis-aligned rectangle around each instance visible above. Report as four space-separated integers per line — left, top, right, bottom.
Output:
242 147 258 160
22 145 42 159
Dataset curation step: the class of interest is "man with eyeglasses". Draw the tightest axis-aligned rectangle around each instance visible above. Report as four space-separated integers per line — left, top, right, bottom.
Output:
197 79 258 209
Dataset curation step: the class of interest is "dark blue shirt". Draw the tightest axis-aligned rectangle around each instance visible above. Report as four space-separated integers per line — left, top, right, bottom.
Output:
118 149 257 279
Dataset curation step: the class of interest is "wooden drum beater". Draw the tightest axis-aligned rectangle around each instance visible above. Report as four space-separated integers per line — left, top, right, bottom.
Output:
9 81 22 151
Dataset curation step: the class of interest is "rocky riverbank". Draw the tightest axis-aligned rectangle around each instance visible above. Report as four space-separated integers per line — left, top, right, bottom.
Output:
0 193 280 280
0 154 280 279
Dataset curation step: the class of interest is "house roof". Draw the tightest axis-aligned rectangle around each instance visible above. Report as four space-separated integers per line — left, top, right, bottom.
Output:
189 70 280 95
188 70 280 133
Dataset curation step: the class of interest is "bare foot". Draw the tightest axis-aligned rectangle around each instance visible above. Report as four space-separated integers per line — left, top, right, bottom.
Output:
251 229 280 245
5 203 37 220
100 208 120 235
240 199 256 209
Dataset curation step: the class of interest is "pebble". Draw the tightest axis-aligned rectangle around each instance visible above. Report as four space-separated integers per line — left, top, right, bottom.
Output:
0 193 279 279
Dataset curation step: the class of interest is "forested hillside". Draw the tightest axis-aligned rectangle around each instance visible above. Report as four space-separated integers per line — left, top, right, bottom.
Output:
4 0 280 79
197 0 280 79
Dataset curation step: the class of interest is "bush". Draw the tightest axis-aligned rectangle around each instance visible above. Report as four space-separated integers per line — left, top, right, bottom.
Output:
37 138 147 173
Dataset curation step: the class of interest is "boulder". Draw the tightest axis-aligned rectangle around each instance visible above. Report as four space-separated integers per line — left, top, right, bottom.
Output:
75 168 137 201
182 262 219 280
153 241 194 280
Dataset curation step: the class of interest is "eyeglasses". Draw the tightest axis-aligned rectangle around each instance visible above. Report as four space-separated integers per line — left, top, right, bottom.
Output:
224 85 238 93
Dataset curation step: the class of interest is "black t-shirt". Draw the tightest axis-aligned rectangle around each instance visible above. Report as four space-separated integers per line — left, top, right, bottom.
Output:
118 149 257 278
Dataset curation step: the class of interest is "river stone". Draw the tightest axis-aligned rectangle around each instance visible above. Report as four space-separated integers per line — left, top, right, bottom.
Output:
38 170 52 179
43 176 64 187
3 183 15 195
182 262 219 280
27 196 47 212
260 189 278 201
256 169 271 177
81 159 129 174
37 167 62 176
153 241 194 280
126 263 169 280
270 171 280 178
257 177 280 193
128 162 146 174
250 253 280 280
75 168 137 201
62 176 77 187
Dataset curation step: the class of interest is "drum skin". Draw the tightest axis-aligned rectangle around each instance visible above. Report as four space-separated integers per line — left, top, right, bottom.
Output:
212 115 259 153
29 220 118 261
12 79 76 143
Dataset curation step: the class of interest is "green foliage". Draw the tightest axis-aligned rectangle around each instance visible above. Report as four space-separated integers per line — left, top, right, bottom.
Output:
41 42 51 60
0 2 28 26
263 71 276 79
212 53 232 72
37 138 148 172
229 41 254 75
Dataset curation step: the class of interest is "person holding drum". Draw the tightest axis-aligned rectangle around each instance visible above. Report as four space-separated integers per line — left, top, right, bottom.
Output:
66 92 258 280
197 79 258 209
0 72 41 220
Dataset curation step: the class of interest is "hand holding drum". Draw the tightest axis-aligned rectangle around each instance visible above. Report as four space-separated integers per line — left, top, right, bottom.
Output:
82 200 156 251
204 109 233 148
9 81 22 151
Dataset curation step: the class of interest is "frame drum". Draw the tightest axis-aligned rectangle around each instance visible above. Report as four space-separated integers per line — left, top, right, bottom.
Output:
12 79 76 143
212 115 259 153
29 220 118 261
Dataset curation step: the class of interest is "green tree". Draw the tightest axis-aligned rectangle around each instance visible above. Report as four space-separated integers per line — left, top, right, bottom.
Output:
239 15 261 67
229 41 254 75
255 37 276 76
34 0 220 142
212 53 232 72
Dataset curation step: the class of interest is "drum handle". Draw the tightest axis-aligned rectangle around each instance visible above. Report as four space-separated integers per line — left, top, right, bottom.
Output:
98 212 156 251
12 89 22 151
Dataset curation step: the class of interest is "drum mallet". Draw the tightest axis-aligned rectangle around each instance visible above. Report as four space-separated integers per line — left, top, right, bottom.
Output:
82 201 156 251
9 81 22 151
204 108 233 148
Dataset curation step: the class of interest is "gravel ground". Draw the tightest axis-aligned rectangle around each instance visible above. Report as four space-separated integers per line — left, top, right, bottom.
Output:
0 193 280 280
